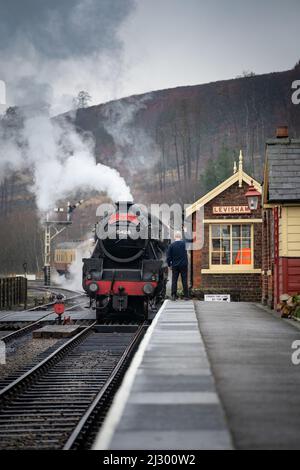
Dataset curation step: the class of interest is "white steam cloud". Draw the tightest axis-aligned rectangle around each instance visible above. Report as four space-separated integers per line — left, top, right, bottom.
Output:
0 1 135 214
53 239 94 292
0 110 132 212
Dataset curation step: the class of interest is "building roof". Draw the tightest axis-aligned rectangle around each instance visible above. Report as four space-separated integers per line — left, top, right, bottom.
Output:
186 150 262 216
55 241 83 250
264 138 300 203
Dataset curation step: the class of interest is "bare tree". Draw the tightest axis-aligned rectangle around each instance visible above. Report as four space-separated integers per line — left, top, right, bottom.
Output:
73 90 92 109
172 121 181 184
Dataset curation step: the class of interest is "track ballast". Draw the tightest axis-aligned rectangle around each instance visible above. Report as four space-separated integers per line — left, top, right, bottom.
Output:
0 322 146 450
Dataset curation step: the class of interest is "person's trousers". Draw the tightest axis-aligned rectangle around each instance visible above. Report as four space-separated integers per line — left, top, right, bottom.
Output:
171 265 188 297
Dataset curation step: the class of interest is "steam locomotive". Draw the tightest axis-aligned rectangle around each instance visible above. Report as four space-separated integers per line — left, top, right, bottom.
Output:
82 201 170 321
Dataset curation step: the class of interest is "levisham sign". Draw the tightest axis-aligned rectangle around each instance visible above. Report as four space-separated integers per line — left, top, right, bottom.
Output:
213 205 251 214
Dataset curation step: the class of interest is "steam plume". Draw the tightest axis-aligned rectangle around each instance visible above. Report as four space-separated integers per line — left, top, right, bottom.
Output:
0 109 132 212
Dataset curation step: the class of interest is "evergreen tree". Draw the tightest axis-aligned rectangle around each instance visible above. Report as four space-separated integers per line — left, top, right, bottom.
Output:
201 145 236 193
215 145 236 183
200 162 217 193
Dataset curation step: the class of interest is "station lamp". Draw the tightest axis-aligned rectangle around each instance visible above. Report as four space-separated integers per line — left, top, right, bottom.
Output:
245 181 261 211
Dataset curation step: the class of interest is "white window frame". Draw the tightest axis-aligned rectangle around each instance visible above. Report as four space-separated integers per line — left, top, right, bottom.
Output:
201 221 261 274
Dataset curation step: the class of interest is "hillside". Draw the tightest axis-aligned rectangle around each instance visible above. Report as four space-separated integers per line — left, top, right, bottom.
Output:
69 65 300 203
1 65 300 273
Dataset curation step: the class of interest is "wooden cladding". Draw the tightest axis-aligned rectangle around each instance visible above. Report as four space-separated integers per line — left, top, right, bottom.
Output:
0 276 27 310
279 207 300 257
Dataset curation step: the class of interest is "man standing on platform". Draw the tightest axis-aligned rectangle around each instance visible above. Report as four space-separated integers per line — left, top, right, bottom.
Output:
167 230 189 301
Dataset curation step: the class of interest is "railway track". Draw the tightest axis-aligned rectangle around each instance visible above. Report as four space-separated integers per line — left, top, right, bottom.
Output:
0 298 87 344
0 287 88 343
0 284 85 322
0 322 146 450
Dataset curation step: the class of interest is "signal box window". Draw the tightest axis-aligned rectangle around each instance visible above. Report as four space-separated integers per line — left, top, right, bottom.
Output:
210 224 252 267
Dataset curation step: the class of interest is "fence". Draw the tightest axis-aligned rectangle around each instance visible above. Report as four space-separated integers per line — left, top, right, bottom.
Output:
0 277 27 310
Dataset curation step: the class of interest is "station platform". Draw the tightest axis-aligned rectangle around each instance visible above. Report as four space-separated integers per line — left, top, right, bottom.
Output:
93 300 233 450
195 301 300 450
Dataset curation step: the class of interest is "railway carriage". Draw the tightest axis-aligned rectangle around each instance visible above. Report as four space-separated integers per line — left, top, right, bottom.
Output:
54 242 78 275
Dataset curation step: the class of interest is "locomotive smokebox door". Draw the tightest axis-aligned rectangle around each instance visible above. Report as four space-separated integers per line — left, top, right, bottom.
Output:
112 294 128 311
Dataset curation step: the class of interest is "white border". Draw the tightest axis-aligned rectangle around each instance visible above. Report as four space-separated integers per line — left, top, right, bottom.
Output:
92 299 169 450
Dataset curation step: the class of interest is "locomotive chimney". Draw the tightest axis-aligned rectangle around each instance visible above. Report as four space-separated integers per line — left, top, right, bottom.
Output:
276 126 289 139
115 200 135 211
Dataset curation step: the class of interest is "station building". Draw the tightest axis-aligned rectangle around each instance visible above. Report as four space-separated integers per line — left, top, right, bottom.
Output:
262 127 300 308
187 151 262 301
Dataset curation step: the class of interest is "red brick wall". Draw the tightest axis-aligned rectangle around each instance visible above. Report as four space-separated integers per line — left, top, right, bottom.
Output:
204 181 262 220
192 212 201 288
192 249 202 288
200 273 262 301
192 181 262 301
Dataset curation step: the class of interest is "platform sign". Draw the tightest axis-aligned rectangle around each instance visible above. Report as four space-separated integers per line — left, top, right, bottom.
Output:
213 205 251 214
204 294 231 302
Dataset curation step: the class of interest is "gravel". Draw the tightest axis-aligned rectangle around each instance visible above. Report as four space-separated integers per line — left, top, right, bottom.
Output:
0 337 59 382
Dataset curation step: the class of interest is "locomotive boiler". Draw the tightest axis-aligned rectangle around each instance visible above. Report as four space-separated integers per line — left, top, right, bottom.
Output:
82 201 170 321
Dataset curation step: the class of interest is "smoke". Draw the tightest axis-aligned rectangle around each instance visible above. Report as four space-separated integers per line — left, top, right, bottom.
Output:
103 95 150 147
0 108 132 212
53 239 95 292
0 0 136 113
102 93 159 173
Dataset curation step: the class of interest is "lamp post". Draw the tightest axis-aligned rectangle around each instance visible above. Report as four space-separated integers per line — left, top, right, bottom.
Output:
245 181 261 211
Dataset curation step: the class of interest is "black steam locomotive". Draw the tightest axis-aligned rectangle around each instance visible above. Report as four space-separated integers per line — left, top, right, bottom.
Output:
82 202 170 321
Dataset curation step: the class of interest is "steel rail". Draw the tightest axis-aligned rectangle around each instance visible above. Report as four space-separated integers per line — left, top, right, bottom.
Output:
63 322 147 450
0 297 88 343
0 288 85 323
0 322 96 405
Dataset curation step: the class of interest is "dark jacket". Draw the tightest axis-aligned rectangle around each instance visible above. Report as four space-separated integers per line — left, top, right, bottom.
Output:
167 240 188 268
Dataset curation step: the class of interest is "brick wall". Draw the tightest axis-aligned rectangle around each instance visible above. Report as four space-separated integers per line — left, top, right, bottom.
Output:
191 180 262 301
204 181 262 220
200 273 262 301
192 249 202 288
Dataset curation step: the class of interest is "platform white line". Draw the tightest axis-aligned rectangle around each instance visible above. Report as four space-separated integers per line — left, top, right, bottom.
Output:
128 391 220 405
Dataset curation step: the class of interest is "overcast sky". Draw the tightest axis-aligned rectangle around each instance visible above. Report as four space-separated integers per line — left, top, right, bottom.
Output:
120 0 300 96
0 0 300 111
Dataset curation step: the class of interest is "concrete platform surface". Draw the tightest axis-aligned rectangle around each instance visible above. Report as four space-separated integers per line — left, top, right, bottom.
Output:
195 301 300 450
94 300 233 450
33 324 82 338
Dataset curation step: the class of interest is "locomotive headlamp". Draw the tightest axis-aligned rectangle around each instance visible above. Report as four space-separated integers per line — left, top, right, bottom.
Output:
88 282 99 293
143 283 154 295
87 274 92 280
